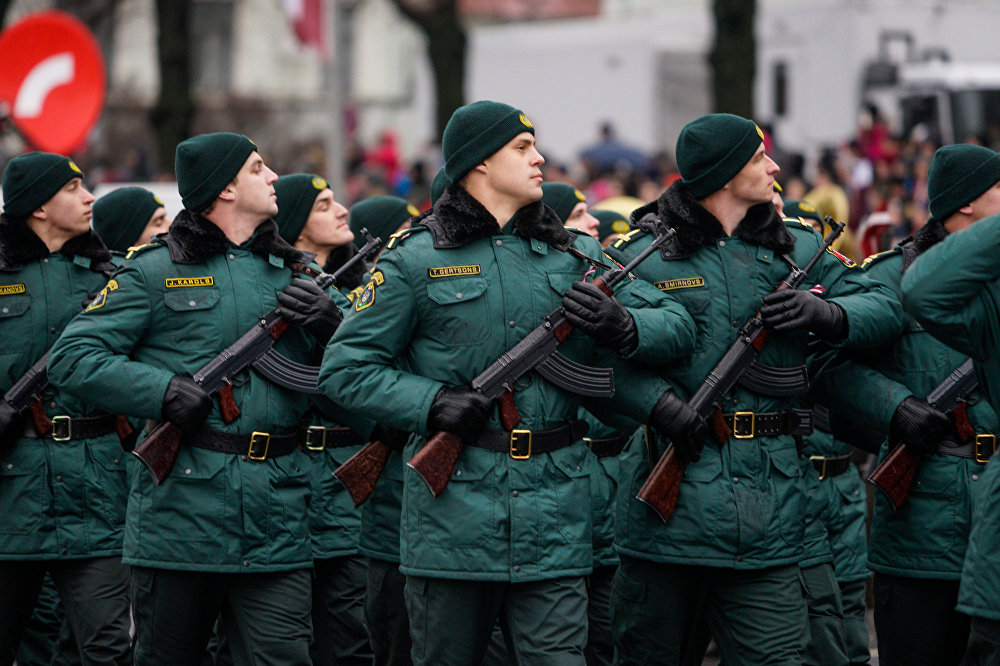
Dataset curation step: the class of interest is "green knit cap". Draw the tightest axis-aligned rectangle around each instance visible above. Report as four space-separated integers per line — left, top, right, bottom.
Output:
349 196 419 247
175 132 257 213
93 187 164 252
442 100 535 182
541 183 586 223
273 173 329 243
928 144 1000 220
783 199 822 225
593 209 631 241
676 113 764 199
1 152 84 218
430 167 450 204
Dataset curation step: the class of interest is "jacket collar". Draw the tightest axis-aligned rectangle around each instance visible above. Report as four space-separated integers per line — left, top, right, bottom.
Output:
0 212 114 274
632 180 795 258
161 209 314 265
422 183 575 250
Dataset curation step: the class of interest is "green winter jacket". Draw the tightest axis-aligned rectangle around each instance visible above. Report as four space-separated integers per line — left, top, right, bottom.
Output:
607 183 904 570
0 217 126 560
899 213 1000 618
48 212 323 573
318 186 691 581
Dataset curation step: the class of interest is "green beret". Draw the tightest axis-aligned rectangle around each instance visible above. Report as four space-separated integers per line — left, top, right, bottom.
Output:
175 132 257 213
676 113 764 199
349 196 418 247
93 187 164 252
541 183 586 224
1 152 84 218
928 144 1000 220
783 199 822 225
443 101 535 182
592 209 631 241
430 167 450 205
274 173 328 243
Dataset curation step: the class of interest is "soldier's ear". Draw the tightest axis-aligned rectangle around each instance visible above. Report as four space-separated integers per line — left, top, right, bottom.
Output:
218 184 237 202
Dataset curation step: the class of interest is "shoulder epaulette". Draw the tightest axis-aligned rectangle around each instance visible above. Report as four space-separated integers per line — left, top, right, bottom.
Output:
385 225 428 251
612 228 645 250
861 248 900 269
124 242 163 260
783 216 821 234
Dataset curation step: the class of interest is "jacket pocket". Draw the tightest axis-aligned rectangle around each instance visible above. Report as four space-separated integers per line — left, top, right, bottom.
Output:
546 445 592 546
164 287 222 347
147 450 227 542
89 439 128 528
0 452 44 534
769 444 805 546
424 277 491 346
412 446 494 548
272 451 312 538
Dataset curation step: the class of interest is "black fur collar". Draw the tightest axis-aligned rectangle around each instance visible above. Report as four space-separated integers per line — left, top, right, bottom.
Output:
911 217 948 253
162 209 313 265
0 212 113 274
632 180 795 258
423 183 575 250
323 243 369 290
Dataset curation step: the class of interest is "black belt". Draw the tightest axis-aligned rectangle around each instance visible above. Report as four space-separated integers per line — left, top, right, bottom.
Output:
585 433 629 458
186 428 299 460
299 426 365 451
935 434 996 464
23 414 118 441
809 454 852 479
467 420 589 459
722 409 813 439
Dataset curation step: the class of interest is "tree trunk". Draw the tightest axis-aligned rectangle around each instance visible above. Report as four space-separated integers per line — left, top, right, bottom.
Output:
151 0 194 175
709 0 755 118
389 0 466 142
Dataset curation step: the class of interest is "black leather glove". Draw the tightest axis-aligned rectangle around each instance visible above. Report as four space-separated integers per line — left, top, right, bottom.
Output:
890 396 957 456
648 391 707 464
371 423 409 451
427 386 492 441
161 375 212 434
0 401 24 456
561 281 638 354
760 289 846 340
277 278 343 345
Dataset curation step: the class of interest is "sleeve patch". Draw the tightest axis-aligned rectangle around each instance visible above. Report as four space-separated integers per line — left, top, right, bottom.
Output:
84 278 119 312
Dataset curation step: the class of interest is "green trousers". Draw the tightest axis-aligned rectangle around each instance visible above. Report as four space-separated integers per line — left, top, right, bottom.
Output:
610 556 807 666
838 578 870 665
365 559 412 666
311 555 373 666
405 575 588 666
130 566 312 666
800 562 849 666
0 558 130 666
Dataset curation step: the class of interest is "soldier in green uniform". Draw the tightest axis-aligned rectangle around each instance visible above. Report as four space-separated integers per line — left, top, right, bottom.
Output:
542 183 600 240
273 172 375 666
590 209 631 248
605 113 903 665
815 145 1000 666
889 146 1000 665
93 186 169 259
48 133 344 666
0 153 131 664
349 195 418 250
318 100 699 666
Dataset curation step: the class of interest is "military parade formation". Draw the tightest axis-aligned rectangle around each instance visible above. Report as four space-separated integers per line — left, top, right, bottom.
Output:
2 101 1000 666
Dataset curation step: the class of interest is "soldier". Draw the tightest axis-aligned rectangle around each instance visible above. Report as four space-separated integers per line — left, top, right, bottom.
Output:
606 113 902 665
590 209 631 248
318 100 698 665
541 182 600 239
884 145 1000 665
92 186 169 257
48 133 343 665
349 195 418 265
0 153 131 664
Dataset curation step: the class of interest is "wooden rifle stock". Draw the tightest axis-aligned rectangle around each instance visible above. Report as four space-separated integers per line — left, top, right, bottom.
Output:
866 442 919 509
407 431 463 497
335 440 393 507
131 420 185 485
636 443 685 522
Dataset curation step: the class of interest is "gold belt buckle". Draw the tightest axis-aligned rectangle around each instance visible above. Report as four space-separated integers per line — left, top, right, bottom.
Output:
248 431 271 461
51 415 72 442
975 434 996 464
809 455 828 480
509 429 533 460
732 411 755 439
305 426 327 451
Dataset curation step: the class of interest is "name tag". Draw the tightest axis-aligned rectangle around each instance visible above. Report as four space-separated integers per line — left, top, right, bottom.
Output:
165 276 214 288
428 265 481 278
654 277 705 291
0 284 26 296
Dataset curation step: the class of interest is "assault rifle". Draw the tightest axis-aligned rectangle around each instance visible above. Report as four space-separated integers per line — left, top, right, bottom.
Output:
867 359 978 508
1 351 53 453
133 229 380 485
635 219 846 522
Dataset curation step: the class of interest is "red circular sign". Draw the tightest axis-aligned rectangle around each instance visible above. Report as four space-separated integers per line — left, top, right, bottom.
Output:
0 11 106 154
